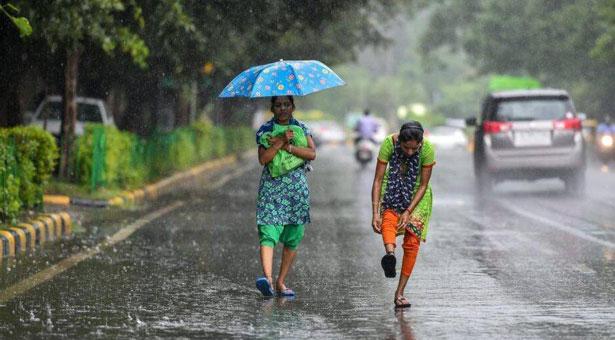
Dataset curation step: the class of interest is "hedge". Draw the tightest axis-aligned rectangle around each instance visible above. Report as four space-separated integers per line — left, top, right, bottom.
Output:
0 126 58 224
75 122 253 191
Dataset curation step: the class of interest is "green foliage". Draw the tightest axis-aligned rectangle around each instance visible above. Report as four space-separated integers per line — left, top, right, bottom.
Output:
210 128 228 159
0 131 20 224
0 127 58 223
76 124 146 190
75 122 253 191
591 0 615 61
192 122 216 162
19 0 149 63
1 3 32 38
168 128 197 172
421 0 615 116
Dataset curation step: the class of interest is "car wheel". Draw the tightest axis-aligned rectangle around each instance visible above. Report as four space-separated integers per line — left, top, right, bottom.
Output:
475 166 494 194
564 170 586 196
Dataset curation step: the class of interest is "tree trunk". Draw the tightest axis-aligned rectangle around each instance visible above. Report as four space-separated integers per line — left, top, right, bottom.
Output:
59 48 81 179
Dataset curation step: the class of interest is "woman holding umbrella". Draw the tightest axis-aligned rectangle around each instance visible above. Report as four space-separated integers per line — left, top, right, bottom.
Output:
219 60 345 297
254 95 316 297
371 120 435 308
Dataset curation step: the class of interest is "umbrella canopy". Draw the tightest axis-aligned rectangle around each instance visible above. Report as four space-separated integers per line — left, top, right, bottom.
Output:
219 60 345 98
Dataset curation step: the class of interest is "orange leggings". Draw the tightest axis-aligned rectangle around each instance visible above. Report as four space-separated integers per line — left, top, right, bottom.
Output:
381 209 420 277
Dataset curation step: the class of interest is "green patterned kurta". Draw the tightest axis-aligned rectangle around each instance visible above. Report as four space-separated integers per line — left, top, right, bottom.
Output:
256 166 310 225
378 135 436 241
256 118 311 226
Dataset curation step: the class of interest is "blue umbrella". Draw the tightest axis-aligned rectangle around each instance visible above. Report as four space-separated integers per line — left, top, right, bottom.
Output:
219 59 345 98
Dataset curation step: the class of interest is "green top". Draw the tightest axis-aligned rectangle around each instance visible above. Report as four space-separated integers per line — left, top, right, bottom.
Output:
377 135 435 167
377 134 436 241
377 135 435 192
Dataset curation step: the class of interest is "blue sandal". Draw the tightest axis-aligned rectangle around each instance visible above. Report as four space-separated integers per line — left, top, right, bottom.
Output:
256 277 274 297
277 288 296 297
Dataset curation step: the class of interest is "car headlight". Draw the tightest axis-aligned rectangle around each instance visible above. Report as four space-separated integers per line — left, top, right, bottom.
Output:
600 134 614 147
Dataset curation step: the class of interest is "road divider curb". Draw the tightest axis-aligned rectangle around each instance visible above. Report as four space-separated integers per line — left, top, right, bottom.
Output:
0 212 72 259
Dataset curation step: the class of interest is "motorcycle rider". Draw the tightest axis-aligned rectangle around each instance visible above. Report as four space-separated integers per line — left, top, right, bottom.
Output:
355 109 380 144
595 114 614 166
596 114 613 134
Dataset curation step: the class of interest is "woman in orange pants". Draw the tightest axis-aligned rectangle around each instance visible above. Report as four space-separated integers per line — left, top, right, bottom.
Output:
371 121 435 308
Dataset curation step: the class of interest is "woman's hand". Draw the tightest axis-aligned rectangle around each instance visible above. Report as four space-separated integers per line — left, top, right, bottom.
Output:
267 136 286 149
283 129 294 143
397 210 411 229
372 214 382 234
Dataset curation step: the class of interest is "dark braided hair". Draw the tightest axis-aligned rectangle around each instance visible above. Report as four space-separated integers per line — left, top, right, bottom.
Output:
399 120 424 143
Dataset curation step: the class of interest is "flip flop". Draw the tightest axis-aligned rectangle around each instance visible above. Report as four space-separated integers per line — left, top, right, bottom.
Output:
256 277 274 297
381 253 396 278
276 288 296 297
394 296 411 309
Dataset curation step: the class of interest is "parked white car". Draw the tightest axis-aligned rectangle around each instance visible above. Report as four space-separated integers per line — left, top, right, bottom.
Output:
28 95 115 136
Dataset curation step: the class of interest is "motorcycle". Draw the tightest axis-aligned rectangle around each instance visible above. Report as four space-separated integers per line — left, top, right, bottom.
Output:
595 123 614 165
355 138 377 168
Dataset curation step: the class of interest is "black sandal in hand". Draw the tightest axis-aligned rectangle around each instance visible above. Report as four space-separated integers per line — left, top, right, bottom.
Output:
381 253 396 278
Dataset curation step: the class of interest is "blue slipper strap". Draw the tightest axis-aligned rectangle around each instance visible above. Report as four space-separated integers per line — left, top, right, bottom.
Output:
256 277 274 297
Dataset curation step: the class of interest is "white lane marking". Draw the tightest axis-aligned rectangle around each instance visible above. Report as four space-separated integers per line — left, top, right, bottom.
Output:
497 202 615 249
0 201 185 304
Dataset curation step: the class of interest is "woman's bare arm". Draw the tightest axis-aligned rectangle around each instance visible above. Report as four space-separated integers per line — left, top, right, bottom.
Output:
258 137 285 165
284 136 316 161
371 161 387 214
405 166 433 214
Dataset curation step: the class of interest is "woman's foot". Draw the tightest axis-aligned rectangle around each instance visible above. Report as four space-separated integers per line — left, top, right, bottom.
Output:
276 282 296 297
256 277 274 297
394 296 411 308
381 253 396 278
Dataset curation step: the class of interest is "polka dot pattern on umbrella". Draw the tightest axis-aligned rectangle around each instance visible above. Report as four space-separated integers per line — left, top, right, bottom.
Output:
219 60 345 98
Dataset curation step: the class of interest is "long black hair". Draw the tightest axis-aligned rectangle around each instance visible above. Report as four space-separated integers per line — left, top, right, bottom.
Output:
399 120 424 143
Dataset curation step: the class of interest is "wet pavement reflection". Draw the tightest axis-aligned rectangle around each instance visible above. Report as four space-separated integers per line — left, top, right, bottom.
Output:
1 145 614 338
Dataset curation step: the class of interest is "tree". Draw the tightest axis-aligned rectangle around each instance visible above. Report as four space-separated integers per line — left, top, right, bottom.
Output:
78 0 415 130
17 0 149 178
421 0 615 116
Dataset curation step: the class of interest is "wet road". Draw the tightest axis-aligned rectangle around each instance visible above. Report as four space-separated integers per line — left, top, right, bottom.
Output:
1 145 615 338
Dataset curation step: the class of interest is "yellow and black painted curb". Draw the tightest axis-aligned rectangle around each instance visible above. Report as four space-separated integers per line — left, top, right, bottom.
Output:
0 212 72 259
43 154 239 208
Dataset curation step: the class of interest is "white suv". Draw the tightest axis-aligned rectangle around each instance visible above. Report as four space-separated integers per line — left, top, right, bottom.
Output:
467 89 586 193
28 95 115 136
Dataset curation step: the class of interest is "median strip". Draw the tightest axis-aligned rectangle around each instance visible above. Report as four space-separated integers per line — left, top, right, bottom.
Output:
0 212 72 259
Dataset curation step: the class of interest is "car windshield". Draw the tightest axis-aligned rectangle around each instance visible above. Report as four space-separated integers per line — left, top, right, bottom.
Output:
39 101 103 122
40 102 63 120
495 99 570 121
77 103 103 122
